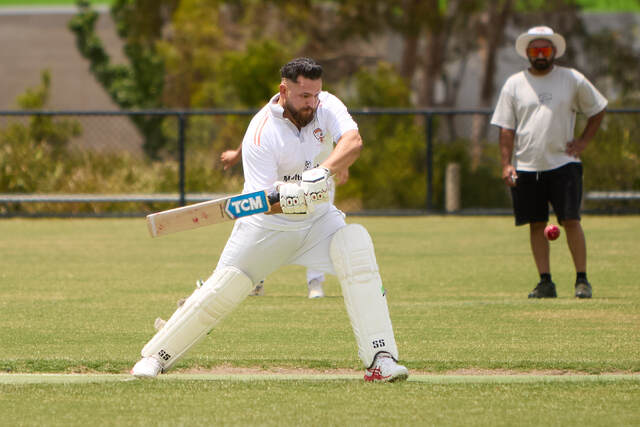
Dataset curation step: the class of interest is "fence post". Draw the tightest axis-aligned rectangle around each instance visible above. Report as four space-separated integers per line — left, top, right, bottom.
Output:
425 112 434 210
445 163 461 213
178 113 186 206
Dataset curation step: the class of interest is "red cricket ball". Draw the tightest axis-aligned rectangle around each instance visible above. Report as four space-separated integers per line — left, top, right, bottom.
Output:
544 224 561 241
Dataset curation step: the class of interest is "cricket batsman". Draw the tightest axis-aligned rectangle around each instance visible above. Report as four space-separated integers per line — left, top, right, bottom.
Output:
131 57 409 382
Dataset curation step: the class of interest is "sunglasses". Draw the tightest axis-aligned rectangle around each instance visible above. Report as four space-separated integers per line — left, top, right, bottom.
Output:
527 46 553 58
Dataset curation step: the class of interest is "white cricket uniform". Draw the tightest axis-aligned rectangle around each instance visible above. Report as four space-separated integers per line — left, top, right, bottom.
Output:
491 66 607 171
217 92 358 283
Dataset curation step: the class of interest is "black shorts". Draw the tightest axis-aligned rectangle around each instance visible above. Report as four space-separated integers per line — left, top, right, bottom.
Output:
510 162 583 226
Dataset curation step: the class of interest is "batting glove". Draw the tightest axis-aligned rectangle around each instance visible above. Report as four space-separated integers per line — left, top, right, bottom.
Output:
278 182 309 214
301 167 330 209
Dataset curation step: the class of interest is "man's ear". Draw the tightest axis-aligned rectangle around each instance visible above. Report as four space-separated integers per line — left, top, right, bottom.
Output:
279 81 288 98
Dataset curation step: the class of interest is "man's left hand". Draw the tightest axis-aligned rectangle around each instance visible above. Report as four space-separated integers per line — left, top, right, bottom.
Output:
220 149 241 170
301 167 331 208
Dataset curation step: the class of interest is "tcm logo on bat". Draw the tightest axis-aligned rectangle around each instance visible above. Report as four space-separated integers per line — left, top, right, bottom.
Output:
224 191 269 219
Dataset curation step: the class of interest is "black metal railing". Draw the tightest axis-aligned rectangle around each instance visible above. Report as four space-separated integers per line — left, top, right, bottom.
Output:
1 108 638 216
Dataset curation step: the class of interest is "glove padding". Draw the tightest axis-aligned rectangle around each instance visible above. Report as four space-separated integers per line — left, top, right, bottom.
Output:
301 167 330 209
278 182 309 214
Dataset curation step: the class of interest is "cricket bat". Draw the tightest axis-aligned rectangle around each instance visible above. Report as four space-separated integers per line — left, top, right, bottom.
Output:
146 190 280 238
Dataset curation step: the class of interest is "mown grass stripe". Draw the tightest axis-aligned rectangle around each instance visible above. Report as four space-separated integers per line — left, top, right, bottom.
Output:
1 373 638 385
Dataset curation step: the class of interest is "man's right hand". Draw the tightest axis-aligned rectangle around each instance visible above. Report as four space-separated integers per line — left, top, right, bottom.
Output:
278 183 309 214
502 165 518 187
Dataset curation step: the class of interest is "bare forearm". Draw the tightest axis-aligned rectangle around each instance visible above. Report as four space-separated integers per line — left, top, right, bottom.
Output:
499 128 518 186
566 109 605 157
320 129 363 174
580 109 605 143
499 128 515 168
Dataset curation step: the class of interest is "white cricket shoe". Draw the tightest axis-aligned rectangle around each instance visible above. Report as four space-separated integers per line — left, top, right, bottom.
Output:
131 357 162 378
307 278 325 299
364 352 409 383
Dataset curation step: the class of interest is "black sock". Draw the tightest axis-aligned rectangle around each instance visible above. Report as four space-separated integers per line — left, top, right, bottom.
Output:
540 273 552 282
577 272 587 282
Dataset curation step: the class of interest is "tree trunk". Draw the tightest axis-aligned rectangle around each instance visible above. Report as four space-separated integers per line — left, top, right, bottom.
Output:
471 0 513 171
421 29 447 107
400 34 419 82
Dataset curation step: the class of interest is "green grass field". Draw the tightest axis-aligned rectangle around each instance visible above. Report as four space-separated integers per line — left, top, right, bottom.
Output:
1 216 639 425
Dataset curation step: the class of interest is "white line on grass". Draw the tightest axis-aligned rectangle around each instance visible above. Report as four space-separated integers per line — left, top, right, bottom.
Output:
1 373 638 385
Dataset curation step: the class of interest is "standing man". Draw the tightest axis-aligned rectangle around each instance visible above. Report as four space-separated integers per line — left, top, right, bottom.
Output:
132 57 409 382
220 143 349 299
491 26 607 299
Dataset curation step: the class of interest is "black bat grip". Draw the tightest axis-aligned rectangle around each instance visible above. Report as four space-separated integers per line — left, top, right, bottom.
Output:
267 191 280 205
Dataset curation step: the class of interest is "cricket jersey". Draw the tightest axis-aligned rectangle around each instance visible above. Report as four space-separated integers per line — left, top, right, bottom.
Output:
491 66 607 171
240 91 358 230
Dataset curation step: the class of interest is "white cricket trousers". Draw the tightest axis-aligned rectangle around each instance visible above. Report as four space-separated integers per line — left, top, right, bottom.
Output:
216 206 347 284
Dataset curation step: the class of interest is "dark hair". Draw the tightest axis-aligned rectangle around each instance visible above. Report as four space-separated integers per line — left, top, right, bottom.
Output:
280 57 323 82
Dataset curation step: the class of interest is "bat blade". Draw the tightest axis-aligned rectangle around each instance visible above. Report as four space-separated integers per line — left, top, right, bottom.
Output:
146 190 272 237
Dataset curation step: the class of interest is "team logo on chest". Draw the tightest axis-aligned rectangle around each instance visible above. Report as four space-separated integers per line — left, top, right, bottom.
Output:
538 93 552 104
313 128 325 143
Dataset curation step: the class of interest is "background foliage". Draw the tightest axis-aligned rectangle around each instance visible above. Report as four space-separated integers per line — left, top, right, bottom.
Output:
1 74 638 214
1 0 639 213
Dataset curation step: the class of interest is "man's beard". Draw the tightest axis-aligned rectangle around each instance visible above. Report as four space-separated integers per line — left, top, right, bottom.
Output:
284 101 315 127
531 57 553 71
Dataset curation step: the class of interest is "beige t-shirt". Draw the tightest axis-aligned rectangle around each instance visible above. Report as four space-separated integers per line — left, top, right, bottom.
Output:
491 66 607 171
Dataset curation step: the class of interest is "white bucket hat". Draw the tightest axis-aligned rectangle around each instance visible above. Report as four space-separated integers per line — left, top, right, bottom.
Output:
515 26 566 59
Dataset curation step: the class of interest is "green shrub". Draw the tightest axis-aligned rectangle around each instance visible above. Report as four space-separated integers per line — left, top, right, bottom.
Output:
581 112 640 211
581 113 640 190
1 68 637 215
0 71 242 215
430 140 510 210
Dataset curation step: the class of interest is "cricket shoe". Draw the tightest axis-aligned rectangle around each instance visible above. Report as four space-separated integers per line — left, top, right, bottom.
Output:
364 352 409 383
574 278 592 299
307 278 325 299
528 279 557 298
131 357 162 378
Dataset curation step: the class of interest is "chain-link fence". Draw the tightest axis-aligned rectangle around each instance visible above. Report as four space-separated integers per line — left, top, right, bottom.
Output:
1 109 638 217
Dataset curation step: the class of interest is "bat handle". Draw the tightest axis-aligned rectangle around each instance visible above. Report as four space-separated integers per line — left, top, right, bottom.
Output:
267 191 280 205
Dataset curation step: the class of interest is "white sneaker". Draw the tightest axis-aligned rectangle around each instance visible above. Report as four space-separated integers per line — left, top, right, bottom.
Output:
131 357 162 378
364 352 409 382
307 278 324 299
249 280 265 296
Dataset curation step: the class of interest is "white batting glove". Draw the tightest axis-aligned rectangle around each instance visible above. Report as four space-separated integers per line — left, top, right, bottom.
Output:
301 167 330 209
278 182 309 214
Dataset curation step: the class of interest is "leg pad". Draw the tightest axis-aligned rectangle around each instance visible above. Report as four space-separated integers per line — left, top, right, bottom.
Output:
141 266 252 370
330 224 398 367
